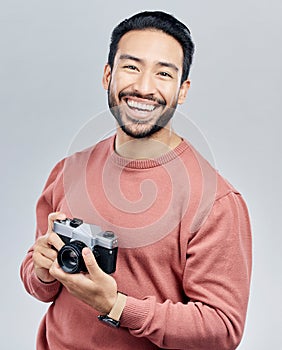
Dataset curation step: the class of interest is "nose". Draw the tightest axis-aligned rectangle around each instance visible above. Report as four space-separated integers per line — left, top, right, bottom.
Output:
132 71 156 96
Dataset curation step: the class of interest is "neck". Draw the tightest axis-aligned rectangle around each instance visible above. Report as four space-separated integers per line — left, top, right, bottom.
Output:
114 124 182 159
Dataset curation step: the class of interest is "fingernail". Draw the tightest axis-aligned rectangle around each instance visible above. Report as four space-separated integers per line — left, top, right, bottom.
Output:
83 247 91 256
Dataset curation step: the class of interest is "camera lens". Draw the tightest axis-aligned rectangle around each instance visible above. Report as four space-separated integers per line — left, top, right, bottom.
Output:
58 241 87 273
61 250 78 269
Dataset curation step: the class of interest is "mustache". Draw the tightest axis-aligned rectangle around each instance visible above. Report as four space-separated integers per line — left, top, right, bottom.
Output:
119 91 166 106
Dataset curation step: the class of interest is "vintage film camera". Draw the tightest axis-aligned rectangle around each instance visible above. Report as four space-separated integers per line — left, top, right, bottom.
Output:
53 218 118 274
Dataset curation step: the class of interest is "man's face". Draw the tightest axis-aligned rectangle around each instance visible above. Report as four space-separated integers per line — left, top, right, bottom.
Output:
103 29 190 139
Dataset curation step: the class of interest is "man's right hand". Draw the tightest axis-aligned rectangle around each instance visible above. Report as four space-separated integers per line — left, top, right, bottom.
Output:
32 212 66 283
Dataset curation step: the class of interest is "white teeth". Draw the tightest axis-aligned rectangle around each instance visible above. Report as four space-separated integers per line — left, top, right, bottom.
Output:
127 100 156 112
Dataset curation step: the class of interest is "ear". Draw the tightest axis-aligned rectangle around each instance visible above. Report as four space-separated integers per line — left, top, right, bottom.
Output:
102 64 112 90
177 79 191 105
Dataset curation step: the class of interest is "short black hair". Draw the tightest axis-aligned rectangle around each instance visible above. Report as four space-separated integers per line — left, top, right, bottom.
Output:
108 11 195 83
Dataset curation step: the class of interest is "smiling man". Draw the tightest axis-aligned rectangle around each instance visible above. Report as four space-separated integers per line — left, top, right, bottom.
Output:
104 13 192 160
105 29 189 141
20 11 252 350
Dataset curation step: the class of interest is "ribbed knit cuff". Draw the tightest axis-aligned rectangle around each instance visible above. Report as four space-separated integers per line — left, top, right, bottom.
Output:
30 271 60 298
120 296 152 330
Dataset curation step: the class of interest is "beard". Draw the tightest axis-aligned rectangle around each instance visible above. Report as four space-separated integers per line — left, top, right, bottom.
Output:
107 88 178 139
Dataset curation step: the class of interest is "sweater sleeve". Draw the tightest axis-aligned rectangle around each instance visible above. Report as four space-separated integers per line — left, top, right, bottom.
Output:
20 160 65 302
120 192 252 350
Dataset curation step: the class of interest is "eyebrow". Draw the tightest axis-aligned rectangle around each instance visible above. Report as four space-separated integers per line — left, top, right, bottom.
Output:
119 54 179 73
157 61 179 73
119 54 142 63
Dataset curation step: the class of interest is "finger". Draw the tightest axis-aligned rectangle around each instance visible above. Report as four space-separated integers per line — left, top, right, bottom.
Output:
33 252 55 270
47 212 66 233
82 248 101 276
49 258 65 280
49 259 81 285
47 231 65 251
35 244 58 261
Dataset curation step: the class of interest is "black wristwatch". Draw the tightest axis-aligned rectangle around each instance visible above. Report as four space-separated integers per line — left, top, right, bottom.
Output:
98 292 127 328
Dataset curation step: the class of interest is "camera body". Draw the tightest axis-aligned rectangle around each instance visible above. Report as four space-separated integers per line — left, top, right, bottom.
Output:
53 218 118 274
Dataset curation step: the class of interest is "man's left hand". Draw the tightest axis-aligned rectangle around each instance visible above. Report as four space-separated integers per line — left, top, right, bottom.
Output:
49 247 118 314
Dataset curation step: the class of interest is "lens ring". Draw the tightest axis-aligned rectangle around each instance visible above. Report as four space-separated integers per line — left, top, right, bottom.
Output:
58 241 86 273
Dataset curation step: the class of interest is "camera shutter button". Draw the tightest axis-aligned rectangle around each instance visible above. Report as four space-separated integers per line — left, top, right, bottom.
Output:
103 231 115 238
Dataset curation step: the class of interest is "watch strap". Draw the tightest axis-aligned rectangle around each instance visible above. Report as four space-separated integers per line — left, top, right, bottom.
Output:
108 292 127 321
98 292 127 328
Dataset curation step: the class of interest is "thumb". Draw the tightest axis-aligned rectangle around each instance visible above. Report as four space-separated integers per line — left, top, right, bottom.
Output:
82 247 101 275
47 212 66 233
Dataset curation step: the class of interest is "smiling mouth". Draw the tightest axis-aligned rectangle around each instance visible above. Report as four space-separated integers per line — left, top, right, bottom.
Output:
126 99 157 112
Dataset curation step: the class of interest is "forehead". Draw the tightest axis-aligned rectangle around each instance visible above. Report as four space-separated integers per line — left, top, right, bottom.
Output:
115 29 184 69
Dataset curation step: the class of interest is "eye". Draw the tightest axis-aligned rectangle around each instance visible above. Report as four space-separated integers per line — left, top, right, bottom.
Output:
158 71 173 79
123 65 139 71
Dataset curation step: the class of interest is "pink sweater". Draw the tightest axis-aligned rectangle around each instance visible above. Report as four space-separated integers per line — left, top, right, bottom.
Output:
20 136 252 350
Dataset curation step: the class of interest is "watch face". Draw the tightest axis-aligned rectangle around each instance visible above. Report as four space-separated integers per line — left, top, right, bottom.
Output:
98 315 120 328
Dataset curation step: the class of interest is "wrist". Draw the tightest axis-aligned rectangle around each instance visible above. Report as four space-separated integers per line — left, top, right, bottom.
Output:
34 267 57 284
37 276 57 284
98 291 127 328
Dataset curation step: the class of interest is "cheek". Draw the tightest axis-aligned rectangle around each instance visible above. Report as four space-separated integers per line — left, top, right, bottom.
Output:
162 85 180 104
108 78 120 99
110 72 133 96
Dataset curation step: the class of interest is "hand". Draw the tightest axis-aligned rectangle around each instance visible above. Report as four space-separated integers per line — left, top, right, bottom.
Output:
49 247 118 314
32 212 66 283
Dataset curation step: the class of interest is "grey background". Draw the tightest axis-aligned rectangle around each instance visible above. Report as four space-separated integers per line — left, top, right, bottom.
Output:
1 0 281 348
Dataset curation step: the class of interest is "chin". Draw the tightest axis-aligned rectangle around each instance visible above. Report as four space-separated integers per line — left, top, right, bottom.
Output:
120 123 163 139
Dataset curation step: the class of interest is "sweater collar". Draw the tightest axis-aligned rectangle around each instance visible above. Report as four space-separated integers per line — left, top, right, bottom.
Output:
108 135 189 169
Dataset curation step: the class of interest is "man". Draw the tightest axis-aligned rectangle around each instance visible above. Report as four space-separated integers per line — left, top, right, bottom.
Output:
20 11 252 350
